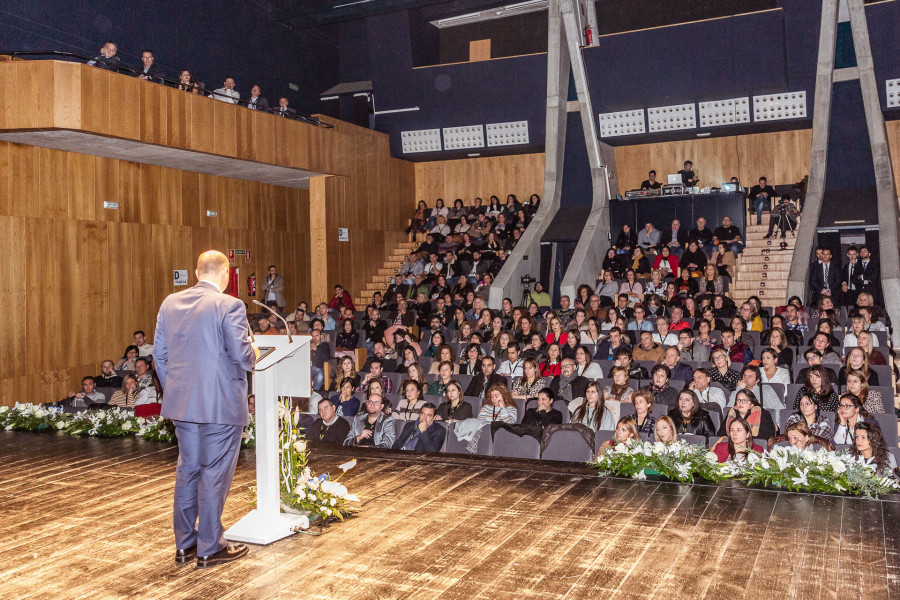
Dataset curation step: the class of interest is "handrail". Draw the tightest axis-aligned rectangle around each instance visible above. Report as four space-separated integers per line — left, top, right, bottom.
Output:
0 50 333 128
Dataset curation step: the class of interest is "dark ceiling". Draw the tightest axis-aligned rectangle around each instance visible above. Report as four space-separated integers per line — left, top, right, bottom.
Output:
267 0 520 30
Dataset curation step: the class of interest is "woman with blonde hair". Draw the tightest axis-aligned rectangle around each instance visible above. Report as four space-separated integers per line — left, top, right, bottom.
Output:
839 346 879 386
856 331 887 365
844 369 885 414
766 420 833 452
597 416 641 455
478 384 518 424
653 416 679 444
108 374 139 409
700 263 724 296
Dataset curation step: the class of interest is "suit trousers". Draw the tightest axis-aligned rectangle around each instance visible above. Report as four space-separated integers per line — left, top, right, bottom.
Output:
173 421 243 557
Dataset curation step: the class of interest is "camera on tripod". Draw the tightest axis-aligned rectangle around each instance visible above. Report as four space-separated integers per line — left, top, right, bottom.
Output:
521 275 535 286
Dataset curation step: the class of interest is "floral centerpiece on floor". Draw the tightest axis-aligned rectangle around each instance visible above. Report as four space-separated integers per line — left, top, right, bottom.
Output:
588 439 729 483
241 415 256 449
276 398 359 522
724 446 899 499
65 407 138 437
0 403 68 432
136 416 176 442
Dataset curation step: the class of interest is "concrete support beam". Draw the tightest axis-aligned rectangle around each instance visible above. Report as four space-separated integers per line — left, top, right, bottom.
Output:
786 0 839 303
847 0 900 344
557 0 618 302
489 0 568 309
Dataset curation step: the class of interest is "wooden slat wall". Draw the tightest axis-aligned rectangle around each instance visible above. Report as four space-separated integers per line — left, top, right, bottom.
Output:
414 153 546 207
614 129 813 191
0 142 311 407
887 120 900 194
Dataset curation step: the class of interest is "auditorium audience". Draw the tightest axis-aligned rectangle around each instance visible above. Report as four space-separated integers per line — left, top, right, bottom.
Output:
713 417 764 463
211 77 240 104
310 398 352 444
393 403 446 452
668 390 715 437
345 394 396 448
597 416 640 455
108 374 140 409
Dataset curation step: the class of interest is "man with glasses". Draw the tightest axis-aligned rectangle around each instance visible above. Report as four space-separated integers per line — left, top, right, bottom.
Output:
549 359 589 407
344 394 396 448
676 328 709 363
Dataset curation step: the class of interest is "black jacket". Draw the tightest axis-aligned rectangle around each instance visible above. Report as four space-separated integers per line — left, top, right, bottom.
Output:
660 227 689 248
807 260 841 300
465 373 507 398
393 420 447 452
668 408 716 437
549 375 589 400
309 417 351 445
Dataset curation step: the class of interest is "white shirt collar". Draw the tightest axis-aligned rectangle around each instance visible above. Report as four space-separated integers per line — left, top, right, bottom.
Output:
199 278 223 293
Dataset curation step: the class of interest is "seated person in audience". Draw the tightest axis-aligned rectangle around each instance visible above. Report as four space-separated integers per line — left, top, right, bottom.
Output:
652 245 679 279
344 394 396 448
210 77 240 104
782 304 808 334
275 97 296 118
571 381 616 431
57 376 107 410
712 216 742 255
637 222 661 252
94 360 123 389
310 398 352 444
357 358 392 394
428 346 460 375
513 388 564 440
833 393 869 445
652 317 678 347
497 343 524 378
331 377 361 418
334 318 359 359
603 366 636 405
768 419 833 452
393 402 446 452
678 160 697 187
132 330 154 356
478 384 518 424
115 345 140 371
713 417 763 463
661 347 693 382
676 328 709 363
680 241 708 274
791 364 837 412
385 274 408 303
573 346 603 380
855 330 887 366
465 356 506 398
528 282 552 308
843 315 875 348
643 364 679 408
549 359 589 406
844 369 885 415
436 381 473 422
839 347 879 387
712 328 752 365
706 348 740 391
245 85 269 111
427 361 455 396
660 219 688 257
329 284 356 312
640 170 662 190
309 329 330 390
669 390 716 439
796 348 836 384
759 349 790 385
614 348 649 381
539 343 562 377
626 304 654 333
87 41 120 70
786 392 833 441
399 252 425 285
597 416 641 455
395 379 426 420
512 358 546 399
362 310 387 349
849 421 896 475
688 217 713 251
490 249 509 276
176 69 200 93
713 243 737 280
688 368 728 412
720 387 777 440
331 355 361 390
493 213 511 239
620 270 644 306
633 331 665 364
632 390 656 435
738 302 764 332
729 364 783 409
806 331 843 365
593 327 631 361
310 304 335 332
654 416 679 444
747 176 776 225
108 374 139 409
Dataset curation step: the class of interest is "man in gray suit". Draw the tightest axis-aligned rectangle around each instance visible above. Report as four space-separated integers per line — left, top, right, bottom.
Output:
154 251 256 568
263 264 286 313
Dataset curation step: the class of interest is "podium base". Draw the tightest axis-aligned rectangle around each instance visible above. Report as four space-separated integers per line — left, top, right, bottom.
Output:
224 509 310 545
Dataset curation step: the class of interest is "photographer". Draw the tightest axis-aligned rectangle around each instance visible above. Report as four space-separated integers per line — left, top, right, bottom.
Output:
763 194 799 240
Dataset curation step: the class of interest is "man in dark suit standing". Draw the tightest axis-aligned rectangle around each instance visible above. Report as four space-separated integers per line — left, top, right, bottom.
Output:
808 247 841 305
393 403 446 451
154 250 256 568
841 246 862 306
853 246 881 303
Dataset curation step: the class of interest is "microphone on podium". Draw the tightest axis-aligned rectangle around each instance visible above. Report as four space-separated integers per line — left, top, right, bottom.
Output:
253 300 294 343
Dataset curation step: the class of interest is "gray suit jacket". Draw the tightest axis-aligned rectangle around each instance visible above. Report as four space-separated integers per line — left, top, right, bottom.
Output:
155 281 256 426
344 413 396 448
264 274 286 307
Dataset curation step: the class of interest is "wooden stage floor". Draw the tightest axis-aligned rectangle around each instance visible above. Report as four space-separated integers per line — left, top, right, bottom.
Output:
1 431 899 600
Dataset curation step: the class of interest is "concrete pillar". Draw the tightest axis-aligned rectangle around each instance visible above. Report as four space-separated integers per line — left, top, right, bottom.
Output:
847 0 900 344
786 0 839 303
488 0 568 309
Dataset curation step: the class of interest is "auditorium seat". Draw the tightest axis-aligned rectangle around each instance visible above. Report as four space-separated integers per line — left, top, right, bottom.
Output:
493 428 540 459
680 433 707 447
419 356 433 372
454 374 473 390
384 372 402 392
443 422 493 456
595 430 614 452
619 403 635 417
96 387 117 403
651 404 669 418
513 398 527 423
464 396 483 416
869 413 899 447
541 429 594 462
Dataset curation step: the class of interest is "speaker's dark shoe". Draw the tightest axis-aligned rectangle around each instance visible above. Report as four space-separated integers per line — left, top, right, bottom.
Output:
196 543 248 568
175 545 197 565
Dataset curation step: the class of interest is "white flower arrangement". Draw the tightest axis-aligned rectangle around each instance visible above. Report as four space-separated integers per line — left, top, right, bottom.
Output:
588 439 729 483
0 403 69 432
136 416 176 442
730 445 899 499
65 407 138 437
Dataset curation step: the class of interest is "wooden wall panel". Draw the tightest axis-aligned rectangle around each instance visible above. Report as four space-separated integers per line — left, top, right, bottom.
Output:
614 129 813 191
413 153 546 207
0 142 312 406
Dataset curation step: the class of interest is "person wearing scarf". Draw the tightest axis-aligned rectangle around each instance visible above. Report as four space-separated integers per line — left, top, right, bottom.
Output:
718 388 776 442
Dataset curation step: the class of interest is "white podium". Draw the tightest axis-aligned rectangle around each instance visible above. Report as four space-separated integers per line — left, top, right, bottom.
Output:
224 334 312 545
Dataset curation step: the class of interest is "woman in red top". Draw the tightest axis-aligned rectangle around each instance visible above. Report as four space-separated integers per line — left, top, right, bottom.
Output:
545 317 568 346
539 343 562 377
713 417 763 463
